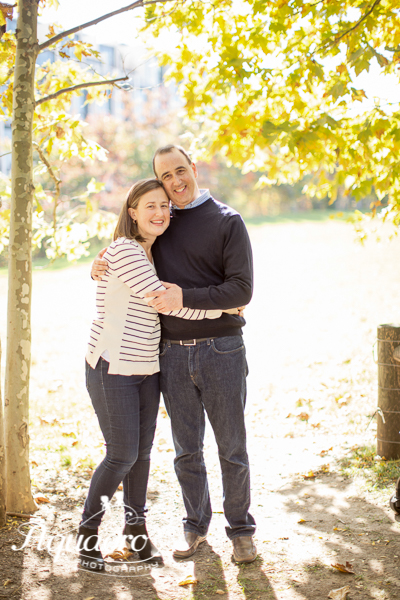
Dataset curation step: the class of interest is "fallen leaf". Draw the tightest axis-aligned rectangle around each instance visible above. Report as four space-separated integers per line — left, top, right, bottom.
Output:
83 597 95 600
328 585 350 600
34 495 50 504
303 471 316 479
72 441 79 447
118 484 123 491
297 412 310 421
178 575 198 586
216 591 225 595
3 580 12 587
298 519 307 524
105 548 133 561
320 447 333 457
331 562 354 574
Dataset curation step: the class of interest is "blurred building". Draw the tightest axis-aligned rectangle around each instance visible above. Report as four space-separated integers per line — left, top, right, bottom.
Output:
0 19 178 176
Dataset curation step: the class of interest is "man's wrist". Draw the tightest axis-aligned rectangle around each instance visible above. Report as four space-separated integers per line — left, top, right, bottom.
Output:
182 288 195 309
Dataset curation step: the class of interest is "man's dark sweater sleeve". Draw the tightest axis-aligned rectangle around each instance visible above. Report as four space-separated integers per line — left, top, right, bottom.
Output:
182 215 253 310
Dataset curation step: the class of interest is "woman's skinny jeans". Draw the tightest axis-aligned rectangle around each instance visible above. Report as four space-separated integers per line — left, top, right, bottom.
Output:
81 358 160 529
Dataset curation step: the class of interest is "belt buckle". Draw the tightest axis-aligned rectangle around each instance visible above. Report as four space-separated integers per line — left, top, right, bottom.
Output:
180 339 196 346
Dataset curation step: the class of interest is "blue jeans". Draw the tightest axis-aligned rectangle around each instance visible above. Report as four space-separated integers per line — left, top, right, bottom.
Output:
82 358 160 529
160 335 255 539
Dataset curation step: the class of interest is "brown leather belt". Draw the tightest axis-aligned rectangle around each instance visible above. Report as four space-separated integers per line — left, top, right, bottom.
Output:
162 338 215 346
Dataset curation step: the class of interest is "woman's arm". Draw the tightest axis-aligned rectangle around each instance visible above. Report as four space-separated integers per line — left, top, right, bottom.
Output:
107 241 222 320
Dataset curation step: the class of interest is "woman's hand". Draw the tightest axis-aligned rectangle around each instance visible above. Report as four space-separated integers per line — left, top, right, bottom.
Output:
91 248 108 281
223 306 246 317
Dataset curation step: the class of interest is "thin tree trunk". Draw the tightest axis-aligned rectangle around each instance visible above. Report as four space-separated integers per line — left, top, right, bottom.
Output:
4 0 38 513
0 337 6 526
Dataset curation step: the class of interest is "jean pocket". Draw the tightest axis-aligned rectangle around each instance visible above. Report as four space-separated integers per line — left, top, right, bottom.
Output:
159 341 169 357
211 336 244 355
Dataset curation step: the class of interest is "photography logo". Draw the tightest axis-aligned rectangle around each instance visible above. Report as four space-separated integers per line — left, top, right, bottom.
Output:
12 495 162 577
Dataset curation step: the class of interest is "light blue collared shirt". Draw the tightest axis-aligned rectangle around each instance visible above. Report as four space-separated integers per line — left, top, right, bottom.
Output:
173 189 210 210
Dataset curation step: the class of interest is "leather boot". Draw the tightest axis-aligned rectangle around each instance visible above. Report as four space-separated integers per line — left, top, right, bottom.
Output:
77 525 104 571
123 522 163 564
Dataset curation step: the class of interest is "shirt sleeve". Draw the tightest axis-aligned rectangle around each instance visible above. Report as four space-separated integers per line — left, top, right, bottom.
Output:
106 242 222 321
181 215 253 310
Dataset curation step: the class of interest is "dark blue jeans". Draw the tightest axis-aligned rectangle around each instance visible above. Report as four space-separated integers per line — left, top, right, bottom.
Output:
160 335 256 540
82 358 160 529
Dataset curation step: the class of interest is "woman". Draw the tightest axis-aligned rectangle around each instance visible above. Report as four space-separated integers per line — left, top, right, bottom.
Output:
78 179 225 571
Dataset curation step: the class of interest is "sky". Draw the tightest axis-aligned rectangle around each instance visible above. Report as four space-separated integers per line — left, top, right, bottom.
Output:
40 0 146 47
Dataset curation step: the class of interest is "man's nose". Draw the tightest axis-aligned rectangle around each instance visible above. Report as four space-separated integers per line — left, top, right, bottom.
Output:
172 173 182 186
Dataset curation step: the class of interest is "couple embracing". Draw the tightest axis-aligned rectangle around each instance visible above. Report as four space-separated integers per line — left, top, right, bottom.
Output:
78 144 256 570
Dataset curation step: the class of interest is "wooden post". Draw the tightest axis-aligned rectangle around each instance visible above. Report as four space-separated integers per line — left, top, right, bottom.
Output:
377 324 400 459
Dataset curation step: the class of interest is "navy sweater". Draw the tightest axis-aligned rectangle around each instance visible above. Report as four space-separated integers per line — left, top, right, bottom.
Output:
152 197 253 340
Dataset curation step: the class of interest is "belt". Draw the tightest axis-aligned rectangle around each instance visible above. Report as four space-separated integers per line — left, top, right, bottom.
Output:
162 338 215 346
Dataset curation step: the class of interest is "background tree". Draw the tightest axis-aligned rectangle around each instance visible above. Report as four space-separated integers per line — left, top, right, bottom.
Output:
2 0 171 514
145 0 400 232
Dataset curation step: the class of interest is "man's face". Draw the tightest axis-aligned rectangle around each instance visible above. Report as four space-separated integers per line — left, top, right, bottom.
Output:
154 149 200 209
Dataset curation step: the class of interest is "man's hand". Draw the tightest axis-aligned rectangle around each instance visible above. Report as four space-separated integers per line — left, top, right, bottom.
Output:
145 282 183 312
91 248 108 281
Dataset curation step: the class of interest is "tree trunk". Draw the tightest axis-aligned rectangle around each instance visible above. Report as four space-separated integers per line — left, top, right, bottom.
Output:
377 324 400 460
0 337 6 526
4 0 38 513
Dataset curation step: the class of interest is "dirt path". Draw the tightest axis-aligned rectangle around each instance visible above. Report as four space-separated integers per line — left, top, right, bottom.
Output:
1 218 400 600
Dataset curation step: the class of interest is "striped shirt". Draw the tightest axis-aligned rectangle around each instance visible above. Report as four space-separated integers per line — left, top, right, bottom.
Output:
86 237 221 375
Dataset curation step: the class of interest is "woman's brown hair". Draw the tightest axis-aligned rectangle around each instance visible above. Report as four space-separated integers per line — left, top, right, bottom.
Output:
113 178 166 242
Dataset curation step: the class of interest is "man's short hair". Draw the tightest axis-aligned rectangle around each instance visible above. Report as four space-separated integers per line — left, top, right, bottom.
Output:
152 144 192 177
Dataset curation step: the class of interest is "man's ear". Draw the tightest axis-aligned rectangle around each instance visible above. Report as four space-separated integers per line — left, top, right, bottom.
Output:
191 162 198 179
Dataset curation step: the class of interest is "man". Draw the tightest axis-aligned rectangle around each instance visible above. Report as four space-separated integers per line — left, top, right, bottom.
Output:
92 145 256 562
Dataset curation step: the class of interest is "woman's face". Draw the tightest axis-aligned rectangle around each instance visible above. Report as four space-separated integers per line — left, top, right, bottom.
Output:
129 188 170 240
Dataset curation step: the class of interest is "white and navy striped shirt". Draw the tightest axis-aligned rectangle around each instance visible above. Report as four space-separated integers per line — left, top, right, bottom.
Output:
86 237 221 375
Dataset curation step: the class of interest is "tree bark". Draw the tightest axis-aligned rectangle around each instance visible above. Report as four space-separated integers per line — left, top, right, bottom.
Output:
377 324 400 460
4 0 38 513
0 336 6 526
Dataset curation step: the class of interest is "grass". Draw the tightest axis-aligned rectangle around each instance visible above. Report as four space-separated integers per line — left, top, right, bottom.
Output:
339 444 400 492
0 237 109 276
244 209 353 227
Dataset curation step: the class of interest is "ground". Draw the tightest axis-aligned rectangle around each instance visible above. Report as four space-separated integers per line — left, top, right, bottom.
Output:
1 214 400 600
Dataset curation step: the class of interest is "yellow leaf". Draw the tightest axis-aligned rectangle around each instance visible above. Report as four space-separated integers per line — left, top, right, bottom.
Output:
178 575 198 586
298 519 307 524
105 548 133 561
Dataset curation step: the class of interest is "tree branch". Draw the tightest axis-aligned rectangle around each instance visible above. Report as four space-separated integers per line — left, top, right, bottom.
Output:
33 142 61 255
38 0 176 52
35 76 128 106
322 0 382 50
